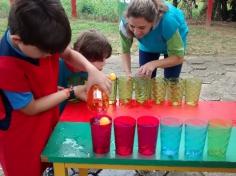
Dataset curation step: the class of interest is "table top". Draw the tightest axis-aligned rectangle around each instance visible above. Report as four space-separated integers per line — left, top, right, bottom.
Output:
42 101 236 170
60 101 236 125
42 122 236 169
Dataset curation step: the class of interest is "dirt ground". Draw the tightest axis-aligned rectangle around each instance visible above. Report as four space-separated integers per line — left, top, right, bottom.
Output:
186 22 236 56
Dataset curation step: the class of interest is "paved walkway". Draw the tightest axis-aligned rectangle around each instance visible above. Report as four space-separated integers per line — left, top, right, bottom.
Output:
1 55 236 176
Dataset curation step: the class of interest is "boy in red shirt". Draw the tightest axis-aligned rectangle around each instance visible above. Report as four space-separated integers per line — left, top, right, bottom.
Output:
0 0 111 176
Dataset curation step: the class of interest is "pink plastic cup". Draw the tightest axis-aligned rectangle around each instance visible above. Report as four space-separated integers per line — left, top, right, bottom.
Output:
114 116 136 156
137 116 159 155
90 115 112 154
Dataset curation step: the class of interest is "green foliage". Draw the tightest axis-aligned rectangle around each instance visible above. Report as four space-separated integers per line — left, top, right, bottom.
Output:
81 4 94 14
0 0 208 22
1 0 236 56
192 1 207 20
69 19 120 53
60 0 119 22
0 18 8 35
60 0 72 17
78 0 118 22
0 0 10 18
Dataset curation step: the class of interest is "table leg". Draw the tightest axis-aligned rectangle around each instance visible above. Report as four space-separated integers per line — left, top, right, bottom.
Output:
53 163 68 176
79 168 88 176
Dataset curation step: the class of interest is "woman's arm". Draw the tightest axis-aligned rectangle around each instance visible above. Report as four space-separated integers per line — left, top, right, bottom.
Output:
119 30 133 76
138 30 185 76
138 55 184 76
121 53 132 77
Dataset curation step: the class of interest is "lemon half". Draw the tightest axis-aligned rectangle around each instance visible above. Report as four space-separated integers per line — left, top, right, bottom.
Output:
100 117 110 125
108 73 116 81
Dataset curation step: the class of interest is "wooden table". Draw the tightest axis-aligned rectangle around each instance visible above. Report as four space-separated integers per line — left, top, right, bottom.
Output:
41 101 236 176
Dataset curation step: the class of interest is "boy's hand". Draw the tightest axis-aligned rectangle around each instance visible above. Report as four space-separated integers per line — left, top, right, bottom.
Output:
74 85 87 101
57 86 65 91
87 67 112 95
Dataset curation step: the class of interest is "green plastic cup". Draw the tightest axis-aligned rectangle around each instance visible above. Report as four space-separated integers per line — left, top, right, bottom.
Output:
208 118 232 158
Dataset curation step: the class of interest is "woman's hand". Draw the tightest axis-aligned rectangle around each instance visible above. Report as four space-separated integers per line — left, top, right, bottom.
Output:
138 60 157 77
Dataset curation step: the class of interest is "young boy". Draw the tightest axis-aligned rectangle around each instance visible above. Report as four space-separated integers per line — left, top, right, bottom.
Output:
0 1 111 176
59 29 112 103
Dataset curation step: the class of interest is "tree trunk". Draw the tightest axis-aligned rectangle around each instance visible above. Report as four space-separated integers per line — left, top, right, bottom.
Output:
230 0 236 21
173 0 178 7
221 0 228 20
213 0 222 20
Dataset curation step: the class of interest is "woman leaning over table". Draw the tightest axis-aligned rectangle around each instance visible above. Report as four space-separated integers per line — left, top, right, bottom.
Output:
119 0 188 78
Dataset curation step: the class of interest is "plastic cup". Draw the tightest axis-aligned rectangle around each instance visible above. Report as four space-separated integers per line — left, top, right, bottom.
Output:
184 118 208 160
134 76 151 104
114 116 136 156
118 76 133 105
166 78 184 106
185 78 202 106
208 118 232 158
160 117 182 159
90 115 112 154
109 78 117 105
151 77 167 104
137 116 159 155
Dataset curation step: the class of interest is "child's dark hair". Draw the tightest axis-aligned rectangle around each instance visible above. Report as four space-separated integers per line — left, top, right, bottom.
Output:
8 0 71 54
73 30 112 62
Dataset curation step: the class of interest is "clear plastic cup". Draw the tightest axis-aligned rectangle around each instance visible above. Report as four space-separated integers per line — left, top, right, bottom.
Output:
118 76 133 105
109 78 117 105
134 76 151 104
151 77 166 104
166 78 184 106
185 77 202 106
208 118 232 158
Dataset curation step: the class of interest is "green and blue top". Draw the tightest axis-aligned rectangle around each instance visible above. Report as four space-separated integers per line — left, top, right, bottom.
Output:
119 2 188 57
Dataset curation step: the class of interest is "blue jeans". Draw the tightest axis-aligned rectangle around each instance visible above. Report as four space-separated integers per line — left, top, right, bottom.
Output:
139 50 182 78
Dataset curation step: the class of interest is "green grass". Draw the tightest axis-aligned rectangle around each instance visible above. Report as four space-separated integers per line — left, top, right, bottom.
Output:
1 17 236 56
0 18 8 35
0 0 9 18
1 0 236 56
70 19 121 54
187 24 236 56
0 0 119 22
61 0 119 22
0 0 206 22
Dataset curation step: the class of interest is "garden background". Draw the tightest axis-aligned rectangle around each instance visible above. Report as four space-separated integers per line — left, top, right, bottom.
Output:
0 1 236 176
0 0 236 56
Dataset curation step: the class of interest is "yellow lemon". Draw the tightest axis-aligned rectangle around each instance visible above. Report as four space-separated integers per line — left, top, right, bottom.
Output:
108 73 116 81
100 117 110 125
186 101 196 106
172 102 179 106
